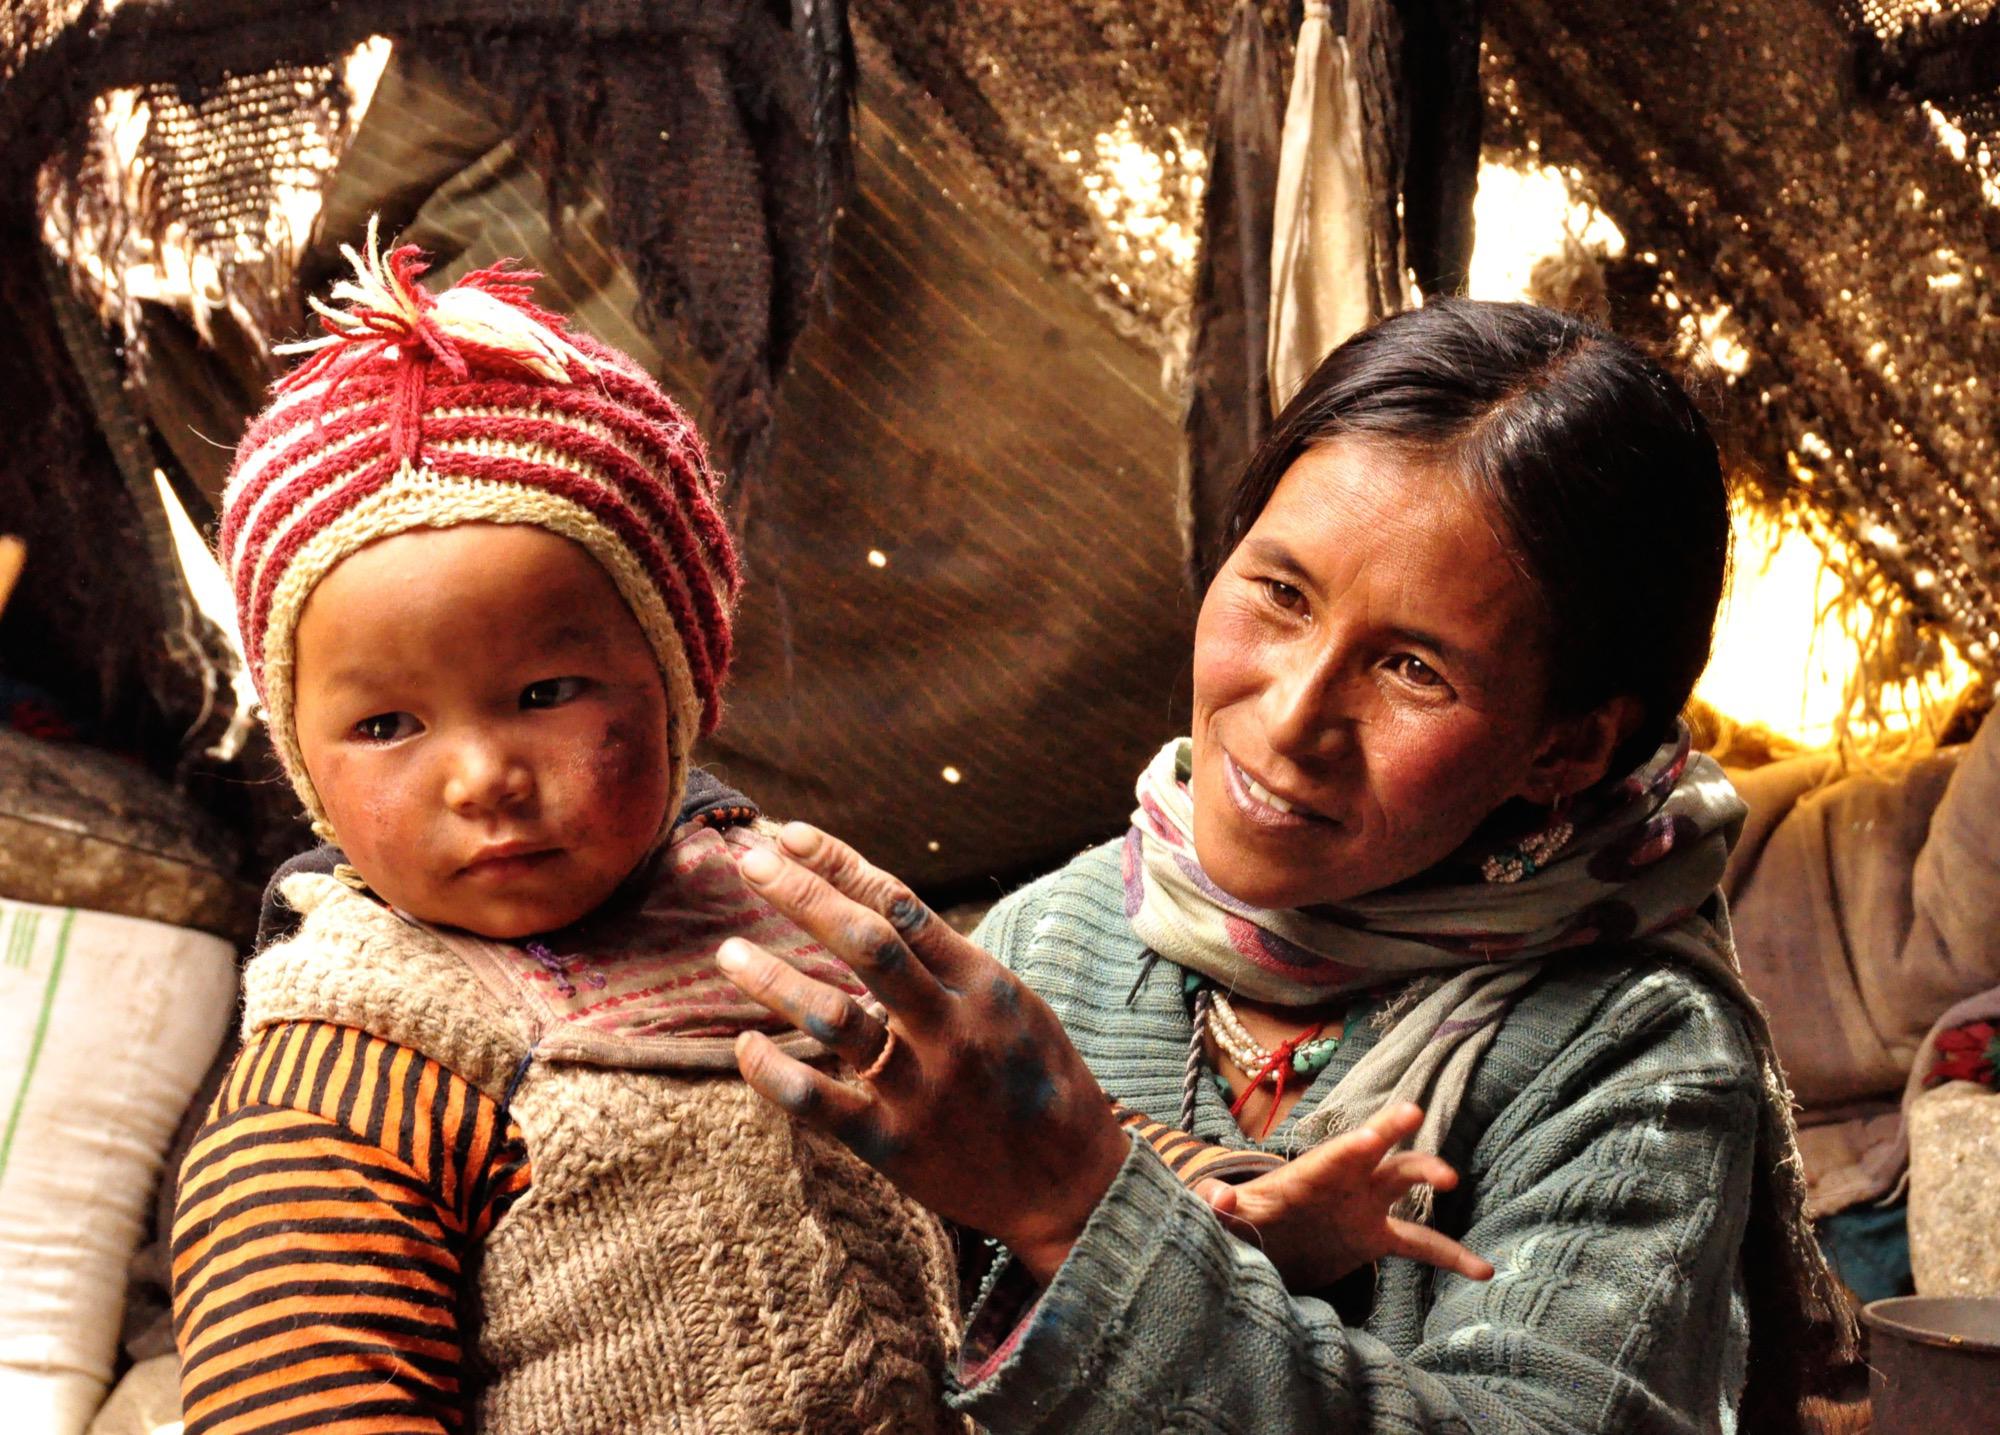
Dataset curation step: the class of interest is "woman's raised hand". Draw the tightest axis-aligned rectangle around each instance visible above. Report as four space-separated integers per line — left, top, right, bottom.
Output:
717 822 1133 1283
1194 1102 1495 1292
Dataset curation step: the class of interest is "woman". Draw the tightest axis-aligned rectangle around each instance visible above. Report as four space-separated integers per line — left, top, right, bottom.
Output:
716 301 1855 1432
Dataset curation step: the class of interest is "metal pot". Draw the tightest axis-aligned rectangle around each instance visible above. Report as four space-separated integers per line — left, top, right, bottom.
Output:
1861 1296 2000 1435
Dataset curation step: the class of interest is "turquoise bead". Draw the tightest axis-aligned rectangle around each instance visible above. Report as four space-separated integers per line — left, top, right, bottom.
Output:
1183 970 1206 996
1291 1039 1339 1076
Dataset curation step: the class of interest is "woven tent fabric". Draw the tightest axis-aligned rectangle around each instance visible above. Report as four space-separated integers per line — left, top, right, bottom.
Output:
701 42 1191 889
900 0 1459 597
855 2 1480 355
857 0 1294 350
864 1 2000 687
128 69 344 265
305 40 1193 890
0 0 857 868
1842 2 2000 278
8 0 2000 891
1484 0 2000 684
23 1 853 500
1842 0 2000 97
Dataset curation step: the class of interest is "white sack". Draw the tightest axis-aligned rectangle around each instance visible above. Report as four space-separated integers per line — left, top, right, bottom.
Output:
0 897 236 1434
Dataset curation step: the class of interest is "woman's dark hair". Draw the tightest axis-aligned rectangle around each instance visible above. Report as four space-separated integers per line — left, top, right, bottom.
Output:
1214 299 1730 767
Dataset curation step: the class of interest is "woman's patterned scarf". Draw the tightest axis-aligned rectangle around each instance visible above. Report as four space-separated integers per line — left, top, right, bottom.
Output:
1124 726 1858 1425
1129 722 1745 1160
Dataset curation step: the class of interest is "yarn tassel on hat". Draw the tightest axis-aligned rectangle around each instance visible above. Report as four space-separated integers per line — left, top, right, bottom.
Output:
276 216 597 461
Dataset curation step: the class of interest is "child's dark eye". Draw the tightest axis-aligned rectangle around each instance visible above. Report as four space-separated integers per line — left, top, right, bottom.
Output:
521 677 586 710
354 712 418 743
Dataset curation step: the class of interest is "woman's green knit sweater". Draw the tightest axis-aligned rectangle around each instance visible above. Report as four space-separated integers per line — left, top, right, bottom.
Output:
952 840 1755 1434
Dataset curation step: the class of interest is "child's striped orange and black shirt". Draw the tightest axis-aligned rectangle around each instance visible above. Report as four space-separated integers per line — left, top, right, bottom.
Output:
171 1019 531 1435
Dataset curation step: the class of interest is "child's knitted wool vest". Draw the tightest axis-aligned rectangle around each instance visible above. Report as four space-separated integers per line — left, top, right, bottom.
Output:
241 872 965 1434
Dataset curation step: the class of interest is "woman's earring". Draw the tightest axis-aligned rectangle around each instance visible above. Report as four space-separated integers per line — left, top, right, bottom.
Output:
1481 796 1574 884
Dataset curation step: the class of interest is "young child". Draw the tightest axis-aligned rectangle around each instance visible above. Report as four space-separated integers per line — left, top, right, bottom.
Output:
169 229 962 1434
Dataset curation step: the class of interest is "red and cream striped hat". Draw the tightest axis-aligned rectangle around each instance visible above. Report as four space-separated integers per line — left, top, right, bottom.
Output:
219 221 740 834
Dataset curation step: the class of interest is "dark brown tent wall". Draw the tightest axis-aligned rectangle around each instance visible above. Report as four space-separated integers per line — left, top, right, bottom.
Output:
700 52 1193 889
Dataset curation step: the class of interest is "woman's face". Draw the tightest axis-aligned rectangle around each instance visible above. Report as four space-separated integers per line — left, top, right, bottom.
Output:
1191 439 1599 911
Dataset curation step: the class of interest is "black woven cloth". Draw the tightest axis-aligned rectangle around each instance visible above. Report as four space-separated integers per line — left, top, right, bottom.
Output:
1183 1 1284 593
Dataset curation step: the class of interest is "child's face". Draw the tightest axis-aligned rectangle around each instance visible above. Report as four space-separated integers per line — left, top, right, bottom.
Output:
292 523 674 938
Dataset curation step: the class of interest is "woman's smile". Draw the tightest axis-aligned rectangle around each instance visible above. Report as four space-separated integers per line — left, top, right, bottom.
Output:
1220 750 1334 828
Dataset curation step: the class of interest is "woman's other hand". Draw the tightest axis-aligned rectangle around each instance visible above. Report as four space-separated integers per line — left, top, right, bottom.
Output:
717 822 1133 1284
1194 1102 1495 1292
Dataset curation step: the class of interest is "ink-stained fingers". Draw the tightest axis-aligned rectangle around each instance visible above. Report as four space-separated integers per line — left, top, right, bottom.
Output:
774 822 921 925
733 1030 874 1128
734 1031 914 1174
773 823 972 981
735 842 950 1030
1385 1218 1495 1282
717 938 888 1064
776 822 901 903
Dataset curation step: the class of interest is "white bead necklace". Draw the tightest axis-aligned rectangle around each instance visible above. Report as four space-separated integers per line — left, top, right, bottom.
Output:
1207 988 1343 1082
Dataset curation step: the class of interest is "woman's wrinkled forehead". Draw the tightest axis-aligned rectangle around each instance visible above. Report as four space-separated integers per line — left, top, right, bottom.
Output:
1260 438 1520 578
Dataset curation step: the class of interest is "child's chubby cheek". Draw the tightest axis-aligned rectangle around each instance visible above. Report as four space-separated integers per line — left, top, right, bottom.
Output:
312 754 429 879
560 714 673 846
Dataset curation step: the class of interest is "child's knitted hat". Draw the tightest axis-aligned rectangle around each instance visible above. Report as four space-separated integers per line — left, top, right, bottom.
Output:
219 220 740 835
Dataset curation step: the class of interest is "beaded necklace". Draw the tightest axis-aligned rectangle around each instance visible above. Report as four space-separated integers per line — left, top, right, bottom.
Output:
1184 972 1344 1140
